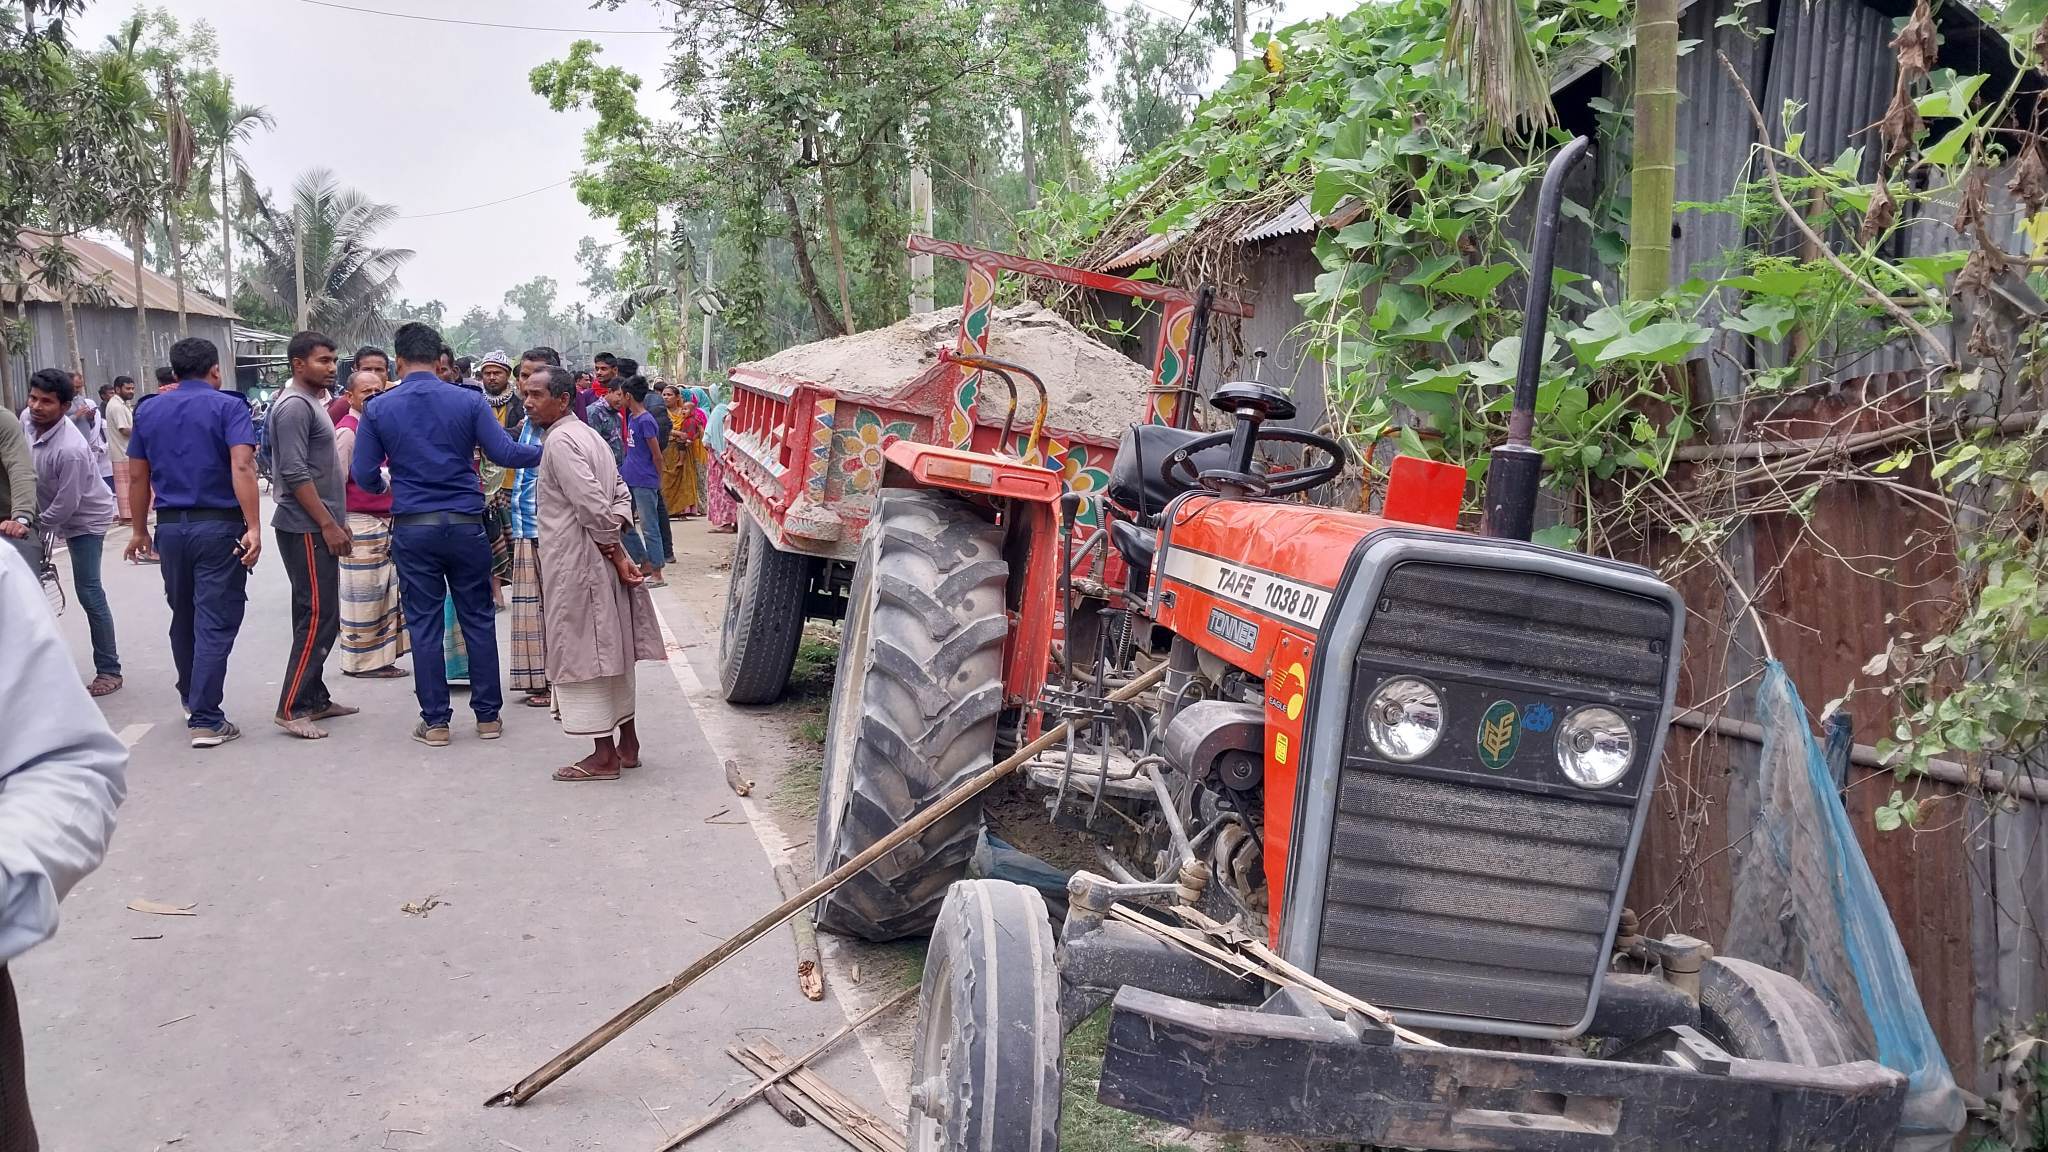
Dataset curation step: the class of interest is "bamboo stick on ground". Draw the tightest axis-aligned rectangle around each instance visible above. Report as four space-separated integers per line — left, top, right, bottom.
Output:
485 663 1165 1109
654 982 916 1151
773 862 827 1001
731 1045 904 1152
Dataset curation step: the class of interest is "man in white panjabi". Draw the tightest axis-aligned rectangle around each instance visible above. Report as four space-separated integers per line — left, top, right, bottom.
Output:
520 365 665 781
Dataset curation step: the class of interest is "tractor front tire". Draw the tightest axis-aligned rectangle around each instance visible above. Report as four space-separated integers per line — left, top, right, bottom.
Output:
812 490 1009 941
907 880 1063 1152
719 511 810 705
1697 956 1859 1066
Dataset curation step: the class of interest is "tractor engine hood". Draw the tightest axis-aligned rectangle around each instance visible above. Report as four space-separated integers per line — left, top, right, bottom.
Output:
1150 492 1688 1040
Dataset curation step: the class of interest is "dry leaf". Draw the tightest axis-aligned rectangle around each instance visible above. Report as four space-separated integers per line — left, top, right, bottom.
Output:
127 899 196 917
400 895 445 917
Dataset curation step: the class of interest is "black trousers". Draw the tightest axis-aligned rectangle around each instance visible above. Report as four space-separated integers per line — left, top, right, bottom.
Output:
0 968 36 1152
277 528 340 719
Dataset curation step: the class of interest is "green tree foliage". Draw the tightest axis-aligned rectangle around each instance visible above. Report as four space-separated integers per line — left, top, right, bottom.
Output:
241 168 412 346
1104 9 1211 162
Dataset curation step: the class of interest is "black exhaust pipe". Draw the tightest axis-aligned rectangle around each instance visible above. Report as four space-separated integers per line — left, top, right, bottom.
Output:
1481 135 1591 543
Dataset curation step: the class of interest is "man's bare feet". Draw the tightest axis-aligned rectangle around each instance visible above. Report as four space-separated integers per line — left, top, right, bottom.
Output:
617 720 641 769
306 702 360 720
275 715 328 740
554 747 620 781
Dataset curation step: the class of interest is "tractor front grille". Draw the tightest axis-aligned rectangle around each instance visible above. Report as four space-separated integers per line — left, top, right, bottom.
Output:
1314 560 1673 1030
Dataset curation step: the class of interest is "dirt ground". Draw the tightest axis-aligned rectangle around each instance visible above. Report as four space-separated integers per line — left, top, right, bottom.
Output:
663 518 1306 1152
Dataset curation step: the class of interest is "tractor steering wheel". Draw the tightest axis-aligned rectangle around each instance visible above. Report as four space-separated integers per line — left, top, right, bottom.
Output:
1161 425 1348 498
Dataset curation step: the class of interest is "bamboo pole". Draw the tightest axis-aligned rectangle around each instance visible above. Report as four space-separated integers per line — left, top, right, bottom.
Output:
486 662 1168 1108
1671 709 2045 804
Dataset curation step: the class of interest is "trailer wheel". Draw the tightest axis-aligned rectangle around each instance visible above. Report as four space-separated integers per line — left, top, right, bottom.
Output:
719 511 811 705
812 490 1009 940
1697 956 1858 1066
908 880 1062 1152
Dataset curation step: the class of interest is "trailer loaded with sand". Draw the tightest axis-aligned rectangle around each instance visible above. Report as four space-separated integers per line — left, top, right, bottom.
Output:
714 237 1251 704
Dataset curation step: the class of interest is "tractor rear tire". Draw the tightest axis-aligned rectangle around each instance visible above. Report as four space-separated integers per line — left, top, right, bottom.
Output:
907 880 1063 1152
812 490 1010 941
1697 956 1859 1066
719 511 810 705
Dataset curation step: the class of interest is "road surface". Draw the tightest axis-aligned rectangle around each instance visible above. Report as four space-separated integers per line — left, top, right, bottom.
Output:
17 512 894 1151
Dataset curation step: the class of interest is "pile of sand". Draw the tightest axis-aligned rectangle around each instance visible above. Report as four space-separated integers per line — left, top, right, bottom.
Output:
740 302 1155 441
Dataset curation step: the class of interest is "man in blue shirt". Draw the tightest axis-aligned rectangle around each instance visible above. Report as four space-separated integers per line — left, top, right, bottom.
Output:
124 337 263 748
351 322 542 746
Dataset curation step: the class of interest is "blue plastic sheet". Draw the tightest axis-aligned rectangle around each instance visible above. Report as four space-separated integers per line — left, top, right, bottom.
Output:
1725 661 1964 1150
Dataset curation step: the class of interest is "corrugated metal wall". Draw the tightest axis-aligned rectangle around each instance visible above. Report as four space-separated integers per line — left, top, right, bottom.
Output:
8 303 234 409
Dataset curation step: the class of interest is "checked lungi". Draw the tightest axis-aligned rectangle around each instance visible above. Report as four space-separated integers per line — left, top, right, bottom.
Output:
508 537 546 694
339 512 409 673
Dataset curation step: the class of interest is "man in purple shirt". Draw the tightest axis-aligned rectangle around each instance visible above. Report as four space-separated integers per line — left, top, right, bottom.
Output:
126 338 264 747
618 376 666 588
23 370 122 697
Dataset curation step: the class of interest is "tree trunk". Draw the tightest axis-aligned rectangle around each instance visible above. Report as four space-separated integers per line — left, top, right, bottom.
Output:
820 166 856 334
672 244 692 383
218 147 236 320
164 190 190 335
132 218 150 382
1626 0 1679 300
1019 103 1039 211
0 289 12 406
1232 0 1246 65
776 180 846 338
1058 98 1075 192
61 292 83 378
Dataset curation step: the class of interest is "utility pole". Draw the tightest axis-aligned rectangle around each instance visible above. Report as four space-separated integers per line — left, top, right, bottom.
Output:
908 128 935 314
293 222 308 331
699 244 715 381
1232 0 1246 65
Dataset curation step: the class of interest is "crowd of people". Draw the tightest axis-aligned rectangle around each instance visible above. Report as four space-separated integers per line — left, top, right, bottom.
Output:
0 318 743 1150
1 319 737 780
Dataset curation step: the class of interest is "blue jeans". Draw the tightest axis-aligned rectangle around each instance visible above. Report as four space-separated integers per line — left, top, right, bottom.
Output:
390 520 501 727
156 520 249 728
65 533 120 678
623 486 664 571
654 487 674 561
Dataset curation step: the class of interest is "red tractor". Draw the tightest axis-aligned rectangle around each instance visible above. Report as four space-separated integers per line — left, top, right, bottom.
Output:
810 141 1908 1150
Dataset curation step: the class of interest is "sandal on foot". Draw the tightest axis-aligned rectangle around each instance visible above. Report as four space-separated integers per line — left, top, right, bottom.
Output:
346 666 410 679
88 675 123 698
553 762 620 782
524 693 553 708
275 715 329 740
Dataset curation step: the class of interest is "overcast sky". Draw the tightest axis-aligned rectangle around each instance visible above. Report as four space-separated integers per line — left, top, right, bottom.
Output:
75 0 1344 320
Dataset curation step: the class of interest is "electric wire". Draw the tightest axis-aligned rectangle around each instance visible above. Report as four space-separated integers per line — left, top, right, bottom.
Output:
293 0 673 35
394 178 578 220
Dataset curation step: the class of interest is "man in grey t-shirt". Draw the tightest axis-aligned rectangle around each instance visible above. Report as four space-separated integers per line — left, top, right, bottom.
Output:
269 331 359 739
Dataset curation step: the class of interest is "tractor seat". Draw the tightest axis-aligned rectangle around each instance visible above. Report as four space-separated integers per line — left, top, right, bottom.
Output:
1106 423 1234 522
1108 518 1158 590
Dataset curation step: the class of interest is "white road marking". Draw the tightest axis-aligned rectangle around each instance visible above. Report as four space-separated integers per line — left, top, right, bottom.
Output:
647 591 908 1114
114 723 152 748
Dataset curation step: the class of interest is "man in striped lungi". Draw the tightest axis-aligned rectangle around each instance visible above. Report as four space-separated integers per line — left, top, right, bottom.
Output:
333 368 410 680
507 350 550 708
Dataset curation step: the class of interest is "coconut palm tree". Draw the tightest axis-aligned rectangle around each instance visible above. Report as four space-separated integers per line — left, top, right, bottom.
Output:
243 169 413 345
190 73 273 322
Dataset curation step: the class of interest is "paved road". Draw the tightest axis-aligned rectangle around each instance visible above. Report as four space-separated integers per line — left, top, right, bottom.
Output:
18 514 890 1151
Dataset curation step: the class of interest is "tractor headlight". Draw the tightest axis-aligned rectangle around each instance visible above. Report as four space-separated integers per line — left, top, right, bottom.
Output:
1365 677 1443 762
1556 706 1634 788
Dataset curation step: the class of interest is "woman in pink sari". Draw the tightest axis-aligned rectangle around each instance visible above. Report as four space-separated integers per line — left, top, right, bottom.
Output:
702 393 737 531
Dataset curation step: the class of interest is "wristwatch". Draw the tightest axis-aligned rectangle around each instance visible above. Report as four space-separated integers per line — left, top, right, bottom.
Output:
10 514 29 529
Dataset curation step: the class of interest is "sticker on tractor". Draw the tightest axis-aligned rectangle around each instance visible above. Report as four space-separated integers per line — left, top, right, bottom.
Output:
1477 700 1522 770
1160 547 1329 629
1206 607 1259 652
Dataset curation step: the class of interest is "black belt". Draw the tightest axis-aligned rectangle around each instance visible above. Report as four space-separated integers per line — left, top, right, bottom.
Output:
392 511 482 526
157 508 242 523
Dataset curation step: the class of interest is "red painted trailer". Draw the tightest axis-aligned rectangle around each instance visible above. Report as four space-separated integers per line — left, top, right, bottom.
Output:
714 237 1251 703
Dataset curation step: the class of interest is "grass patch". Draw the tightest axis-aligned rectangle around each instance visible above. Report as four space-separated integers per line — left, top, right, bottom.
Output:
773 757 823 819
1061 1008 1205 1152
787 630 841 697
796 713 829 747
